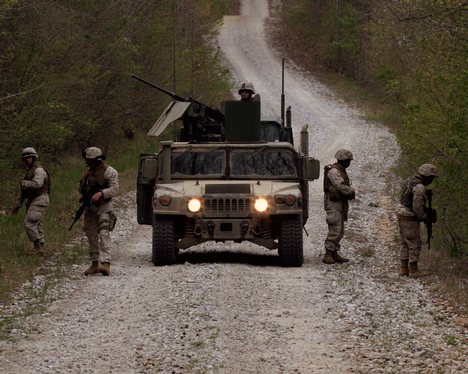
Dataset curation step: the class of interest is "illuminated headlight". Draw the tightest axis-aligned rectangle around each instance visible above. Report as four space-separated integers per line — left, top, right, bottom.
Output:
254 198 268 212
188 198 202 212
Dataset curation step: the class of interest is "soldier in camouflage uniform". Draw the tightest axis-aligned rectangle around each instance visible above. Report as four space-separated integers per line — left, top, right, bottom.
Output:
238 82 255 101
80 147 119 276
396 164 437 277
12 147 50 255
322 149 356 264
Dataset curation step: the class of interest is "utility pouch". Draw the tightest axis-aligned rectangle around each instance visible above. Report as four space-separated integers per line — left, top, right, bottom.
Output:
109 211 117 231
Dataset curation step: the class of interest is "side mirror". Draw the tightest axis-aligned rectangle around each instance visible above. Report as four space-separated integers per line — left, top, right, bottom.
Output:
140 157 158 185
301 157 320 181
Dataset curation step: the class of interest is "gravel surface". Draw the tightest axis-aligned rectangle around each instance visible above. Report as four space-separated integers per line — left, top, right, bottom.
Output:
0 1 466 373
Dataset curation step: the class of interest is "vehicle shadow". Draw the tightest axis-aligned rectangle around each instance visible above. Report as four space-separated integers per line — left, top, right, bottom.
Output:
177 250 281 267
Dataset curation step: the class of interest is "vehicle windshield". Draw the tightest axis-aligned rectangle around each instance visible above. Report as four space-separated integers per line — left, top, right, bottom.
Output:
169 147 297 179
230 148 297 178
171 150 225 177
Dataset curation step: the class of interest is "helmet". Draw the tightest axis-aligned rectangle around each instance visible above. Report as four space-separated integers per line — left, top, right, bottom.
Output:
22 147 38 159
238 81 255 95
83 147 104 160
418 163 437 177
335 149 353 161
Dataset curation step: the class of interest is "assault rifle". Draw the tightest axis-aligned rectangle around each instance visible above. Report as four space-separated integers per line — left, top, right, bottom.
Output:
131 74 225 123
69 183 102 230
425 189 437 250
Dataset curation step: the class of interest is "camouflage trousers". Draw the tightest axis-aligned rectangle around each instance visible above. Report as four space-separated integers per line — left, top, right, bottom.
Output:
324 208 345 252
398 219 421 262
25 203 47 243
84 209 112 263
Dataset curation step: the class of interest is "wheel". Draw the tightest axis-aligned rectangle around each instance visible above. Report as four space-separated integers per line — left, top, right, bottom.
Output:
152 216 177 266
278 215 303 267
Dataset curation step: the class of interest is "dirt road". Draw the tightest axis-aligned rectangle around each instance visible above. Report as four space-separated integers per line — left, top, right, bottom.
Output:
0 1 466 373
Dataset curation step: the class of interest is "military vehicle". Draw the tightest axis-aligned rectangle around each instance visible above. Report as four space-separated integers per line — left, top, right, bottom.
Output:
133 74 320 267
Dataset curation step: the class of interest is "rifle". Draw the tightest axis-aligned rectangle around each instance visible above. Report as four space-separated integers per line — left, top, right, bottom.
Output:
425 189 437 250
69 183 102 230
131 74 225 123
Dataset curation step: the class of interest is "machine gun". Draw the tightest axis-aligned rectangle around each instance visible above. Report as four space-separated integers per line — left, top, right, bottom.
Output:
69 183 102 230
131 74 225 123
425 189 437 250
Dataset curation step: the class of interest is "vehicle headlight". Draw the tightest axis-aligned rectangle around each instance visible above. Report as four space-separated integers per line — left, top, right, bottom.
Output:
159 195 172 206
254 198 268 212
188 198 202 212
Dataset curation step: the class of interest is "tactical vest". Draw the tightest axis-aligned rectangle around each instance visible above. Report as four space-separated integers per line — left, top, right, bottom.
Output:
23 162 50 200
81 162 110 196
400 175 423 210
323 163 350 194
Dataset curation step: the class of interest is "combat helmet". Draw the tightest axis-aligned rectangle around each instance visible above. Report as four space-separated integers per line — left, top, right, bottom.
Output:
238 81 255 95
22 147 38 159
83 146 105 160
335 149 353 161
418 163 437 177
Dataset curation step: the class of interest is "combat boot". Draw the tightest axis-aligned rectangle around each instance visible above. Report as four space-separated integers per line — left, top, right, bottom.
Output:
399 260 409 276
33 240 45 256
100 262 110 276
322 250 336 264
332 251 349 263
84 261 100 275
409 261 419 277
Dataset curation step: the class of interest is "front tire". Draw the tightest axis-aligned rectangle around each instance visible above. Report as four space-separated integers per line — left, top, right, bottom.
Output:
278 215 303 267
152 216 177 266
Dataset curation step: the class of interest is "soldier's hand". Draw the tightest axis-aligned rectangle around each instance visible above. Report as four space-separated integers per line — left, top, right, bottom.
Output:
91 191 103 203
11 207 19 216
82 169 90 178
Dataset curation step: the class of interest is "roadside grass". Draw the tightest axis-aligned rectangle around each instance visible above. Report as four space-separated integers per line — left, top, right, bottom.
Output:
0 135 155 304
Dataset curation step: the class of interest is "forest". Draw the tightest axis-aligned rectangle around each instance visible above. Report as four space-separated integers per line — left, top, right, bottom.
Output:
278 0 467 256
0 0 234 301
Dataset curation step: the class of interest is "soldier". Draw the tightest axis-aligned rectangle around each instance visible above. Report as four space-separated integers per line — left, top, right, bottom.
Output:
238 81 255 101
322 149 356 264
12 147 50 255
396 164 437 277
80 147 119 276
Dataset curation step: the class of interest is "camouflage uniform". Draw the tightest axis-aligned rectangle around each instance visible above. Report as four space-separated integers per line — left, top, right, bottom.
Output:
323 149 355 263
80 148 119 269
396 164 437 275
14 148 50 250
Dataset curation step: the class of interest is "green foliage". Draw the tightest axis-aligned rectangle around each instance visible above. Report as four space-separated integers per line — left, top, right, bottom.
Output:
0 0 233 302
280 0 467 256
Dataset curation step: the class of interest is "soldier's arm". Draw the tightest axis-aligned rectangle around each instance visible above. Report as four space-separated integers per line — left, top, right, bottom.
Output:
412 184 427 221
328 168 355 198
20 168 46 189
102 167 119 199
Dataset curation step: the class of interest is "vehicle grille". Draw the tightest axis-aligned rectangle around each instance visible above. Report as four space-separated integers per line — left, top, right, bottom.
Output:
204 198 251 216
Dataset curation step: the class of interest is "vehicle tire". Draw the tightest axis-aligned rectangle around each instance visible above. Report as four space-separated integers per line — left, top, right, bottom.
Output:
152 216 177 266
278 214 303 267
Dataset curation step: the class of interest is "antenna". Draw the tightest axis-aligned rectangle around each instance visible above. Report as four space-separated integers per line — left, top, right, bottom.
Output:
281 59 285 125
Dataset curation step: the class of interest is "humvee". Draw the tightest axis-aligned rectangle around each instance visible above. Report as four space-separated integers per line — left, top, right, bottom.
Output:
134 76 320 267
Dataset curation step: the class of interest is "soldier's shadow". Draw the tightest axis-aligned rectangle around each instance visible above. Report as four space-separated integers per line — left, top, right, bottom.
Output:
177 250 281 267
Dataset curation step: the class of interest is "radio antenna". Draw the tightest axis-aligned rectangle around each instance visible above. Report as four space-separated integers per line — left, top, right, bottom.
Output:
281 58 285 125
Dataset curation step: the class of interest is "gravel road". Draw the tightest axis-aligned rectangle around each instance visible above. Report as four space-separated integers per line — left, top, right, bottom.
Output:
0 1 466 373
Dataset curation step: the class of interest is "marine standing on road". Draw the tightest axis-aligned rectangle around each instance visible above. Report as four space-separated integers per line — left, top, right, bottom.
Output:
396 164 437 277
80 147 119 276
12 147 50 255
238 81 255 101
322 149 356 264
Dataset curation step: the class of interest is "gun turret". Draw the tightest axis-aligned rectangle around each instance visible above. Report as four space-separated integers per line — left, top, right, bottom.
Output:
131 74 224 123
